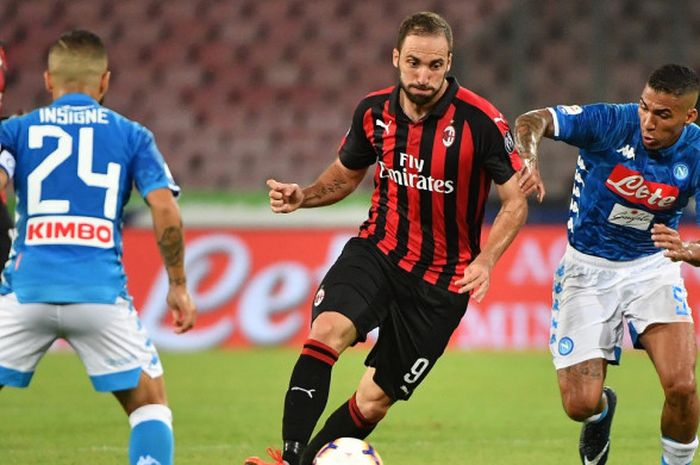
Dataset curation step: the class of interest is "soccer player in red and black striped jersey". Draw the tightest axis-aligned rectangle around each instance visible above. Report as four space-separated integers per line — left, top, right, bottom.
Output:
245 11 528 465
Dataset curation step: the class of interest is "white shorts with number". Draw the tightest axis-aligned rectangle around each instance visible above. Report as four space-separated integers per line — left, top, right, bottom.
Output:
550 244 693 370
0 293 163 391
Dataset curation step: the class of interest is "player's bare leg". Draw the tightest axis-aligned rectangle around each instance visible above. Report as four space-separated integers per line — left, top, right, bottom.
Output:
558 359 615 464
114 373 174 465
113 371 168 414
308 311 358 354
641 322 699 465
355 367 393 423
557 359 607 421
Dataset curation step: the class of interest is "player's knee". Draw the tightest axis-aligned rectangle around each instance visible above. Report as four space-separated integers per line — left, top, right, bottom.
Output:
309 312 356 351
562 394 601 421
663 377 698 405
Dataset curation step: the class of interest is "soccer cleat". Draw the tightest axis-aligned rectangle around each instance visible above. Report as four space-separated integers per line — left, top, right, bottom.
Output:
579 386 617 465
244 448 287 465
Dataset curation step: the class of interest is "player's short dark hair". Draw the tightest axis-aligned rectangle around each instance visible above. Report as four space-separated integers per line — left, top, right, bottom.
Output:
48 29 106 63
397 11 453 53
647 64 700 99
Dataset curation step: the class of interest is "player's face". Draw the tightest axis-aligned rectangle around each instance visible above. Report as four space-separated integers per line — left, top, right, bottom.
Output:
638 85 699 150
393 33 452 107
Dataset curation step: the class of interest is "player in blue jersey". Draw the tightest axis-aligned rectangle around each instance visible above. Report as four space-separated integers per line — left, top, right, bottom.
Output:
0 30 196 465
515 64 700 465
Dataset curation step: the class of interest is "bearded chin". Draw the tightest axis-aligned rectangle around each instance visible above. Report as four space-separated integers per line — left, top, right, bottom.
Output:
400 81 441 106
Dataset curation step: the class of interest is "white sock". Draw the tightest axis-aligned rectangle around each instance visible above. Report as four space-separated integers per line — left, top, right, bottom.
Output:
661 435 698 465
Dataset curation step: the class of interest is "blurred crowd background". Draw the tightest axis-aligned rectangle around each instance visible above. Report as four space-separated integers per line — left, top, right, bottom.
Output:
2 0 700 218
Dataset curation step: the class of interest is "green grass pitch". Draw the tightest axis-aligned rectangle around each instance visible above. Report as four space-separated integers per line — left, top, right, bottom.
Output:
0 348 673 464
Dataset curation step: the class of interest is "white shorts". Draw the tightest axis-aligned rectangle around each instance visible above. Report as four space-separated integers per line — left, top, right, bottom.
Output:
550 244 694 369
0 293 163 391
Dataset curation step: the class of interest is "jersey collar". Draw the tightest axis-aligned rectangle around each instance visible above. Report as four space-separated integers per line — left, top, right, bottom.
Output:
51 93 100 107
390 76 459 121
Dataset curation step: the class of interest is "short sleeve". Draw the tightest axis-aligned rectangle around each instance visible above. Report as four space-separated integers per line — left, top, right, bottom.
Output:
481 117 521 185
338 102 377 169
550 103 637 152
131 126 180 199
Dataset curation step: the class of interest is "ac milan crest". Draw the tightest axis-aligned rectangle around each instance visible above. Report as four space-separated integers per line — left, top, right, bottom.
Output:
442 125 455 147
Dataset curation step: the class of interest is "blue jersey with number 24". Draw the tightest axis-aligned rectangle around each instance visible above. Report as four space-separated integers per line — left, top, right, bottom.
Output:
551 103 700 261
0 93 179 303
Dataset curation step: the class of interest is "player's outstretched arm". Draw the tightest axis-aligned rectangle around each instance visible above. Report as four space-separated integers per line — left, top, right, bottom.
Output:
652 223 700 267
455 173 528 301
146 188 196 333
514 108 555 203
267 157 368 213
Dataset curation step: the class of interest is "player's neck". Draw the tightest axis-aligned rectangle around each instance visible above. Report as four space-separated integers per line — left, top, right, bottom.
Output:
51 86 102 102
399 84 447 123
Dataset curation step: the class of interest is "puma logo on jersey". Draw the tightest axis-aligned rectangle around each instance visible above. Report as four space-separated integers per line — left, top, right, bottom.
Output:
290 386 316 398
376 119 392 135
616 144 636 160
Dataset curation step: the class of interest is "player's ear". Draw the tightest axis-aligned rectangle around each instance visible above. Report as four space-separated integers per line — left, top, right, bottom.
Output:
43 71 53 93
446 51 452 72
686 106 698 125
392 48 399 68
98 70 110 100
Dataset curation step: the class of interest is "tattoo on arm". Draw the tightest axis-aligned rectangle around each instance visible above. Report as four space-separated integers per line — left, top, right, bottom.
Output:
305 178 347 203
515 111 552 159
158 225 184 268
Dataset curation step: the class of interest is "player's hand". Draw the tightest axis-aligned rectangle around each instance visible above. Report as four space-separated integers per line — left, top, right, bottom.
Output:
267 178 304 213
167 284 197 334
518 156 545 203
652 223 693 262
455 257 492 302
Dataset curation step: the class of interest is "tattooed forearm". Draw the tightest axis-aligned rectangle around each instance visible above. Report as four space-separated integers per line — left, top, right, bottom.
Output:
158 225 184 269
304 178 348 204
514 110 552 159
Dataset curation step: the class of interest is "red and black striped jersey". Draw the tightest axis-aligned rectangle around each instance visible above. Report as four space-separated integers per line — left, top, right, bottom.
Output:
338 77 521 293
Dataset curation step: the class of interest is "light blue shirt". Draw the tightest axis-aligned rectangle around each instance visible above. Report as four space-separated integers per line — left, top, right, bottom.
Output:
0 93 179 303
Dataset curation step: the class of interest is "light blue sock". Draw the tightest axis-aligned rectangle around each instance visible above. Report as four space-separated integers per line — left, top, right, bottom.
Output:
128 404 174 465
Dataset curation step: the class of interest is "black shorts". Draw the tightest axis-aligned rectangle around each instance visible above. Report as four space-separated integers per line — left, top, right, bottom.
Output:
311 237 469 401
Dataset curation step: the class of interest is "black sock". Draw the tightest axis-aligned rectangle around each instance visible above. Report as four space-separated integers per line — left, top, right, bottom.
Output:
282 339 339 465
299 393 378 465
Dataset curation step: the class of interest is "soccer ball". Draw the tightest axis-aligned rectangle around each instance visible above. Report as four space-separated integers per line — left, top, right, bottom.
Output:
313 437 383 465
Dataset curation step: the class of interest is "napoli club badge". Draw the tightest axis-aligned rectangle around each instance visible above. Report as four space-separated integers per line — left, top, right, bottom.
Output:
314 287 325 307
442 125 455 147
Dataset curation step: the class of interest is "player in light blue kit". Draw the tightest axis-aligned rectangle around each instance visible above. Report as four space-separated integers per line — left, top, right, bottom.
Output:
515 64 700 465
0 30 196 465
